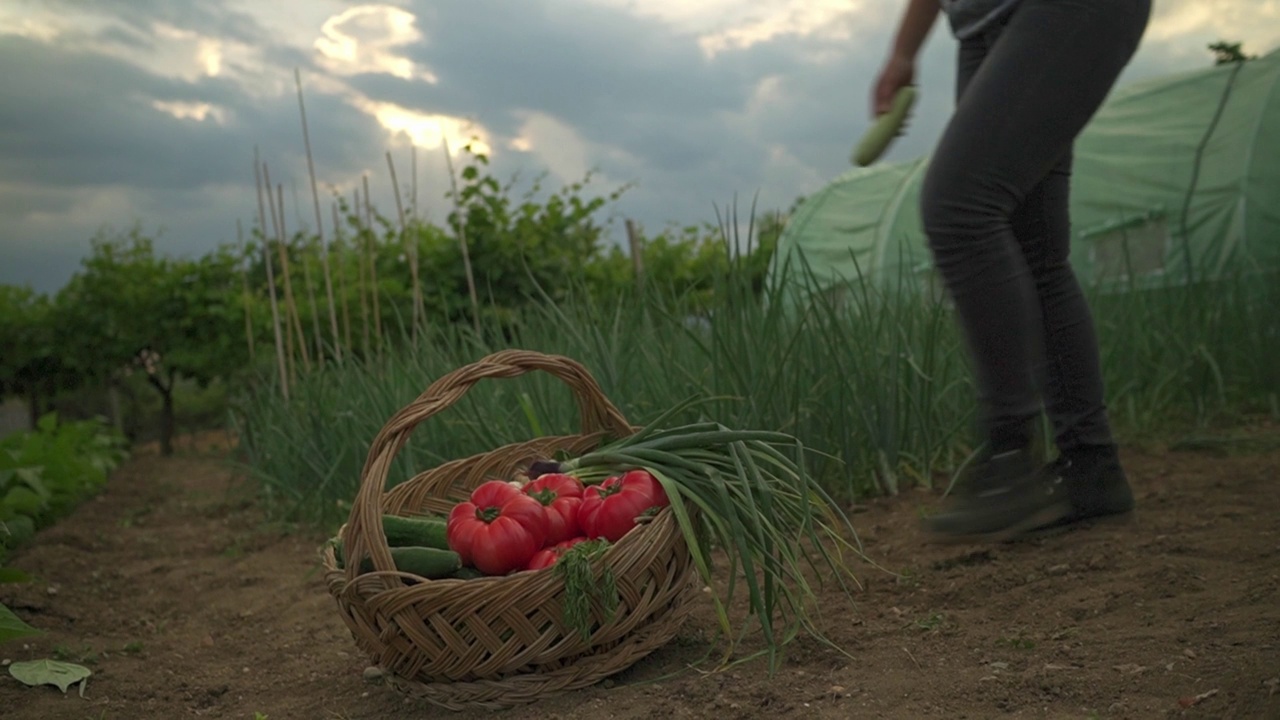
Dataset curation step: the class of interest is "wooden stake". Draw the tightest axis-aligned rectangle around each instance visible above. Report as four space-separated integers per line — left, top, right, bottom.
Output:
253 149 289 400
352 189 371 357
263 165 296 383
264 165 310 375
278 182 312 374
442 138 481 334
332 201 353 356
295 68 343 361
234 218 256 363
626 218 645 290
362 175 383 354
386 150 424 340
411 144 419 220
293 180 324 365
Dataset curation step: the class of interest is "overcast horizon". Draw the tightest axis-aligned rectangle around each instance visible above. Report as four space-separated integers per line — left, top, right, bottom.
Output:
2 0 1277 295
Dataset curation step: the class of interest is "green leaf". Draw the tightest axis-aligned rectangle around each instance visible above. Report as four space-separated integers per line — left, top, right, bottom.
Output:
0 516 34 545
0 603 44 644
13 468 49 500
3 487 47 517
8 659 91 695
0 567 32 584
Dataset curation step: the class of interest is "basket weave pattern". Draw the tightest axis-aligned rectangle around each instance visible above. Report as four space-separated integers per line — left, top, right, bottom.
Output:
322 350 699 710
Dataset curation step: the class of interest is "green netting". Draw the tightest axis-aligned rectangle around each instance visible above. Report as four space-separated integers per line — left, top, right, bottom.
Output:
769 49 1280 299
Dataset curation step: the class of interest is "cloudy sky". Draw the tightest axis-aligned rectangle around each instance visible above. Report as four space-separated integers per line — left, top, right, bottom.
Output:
1 0 1277 294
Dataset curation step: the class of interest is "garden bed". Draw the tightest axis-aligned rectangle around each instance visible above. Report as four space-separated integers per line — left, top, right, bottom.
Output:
0 428 1277 718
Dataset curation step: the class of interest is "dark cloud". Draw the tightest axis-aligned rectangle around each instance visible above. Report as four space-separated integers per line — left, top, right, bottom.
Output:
95 23 155 51
46 0 271 46
345 0 755 148
0 36 384 193
0 0 1264 297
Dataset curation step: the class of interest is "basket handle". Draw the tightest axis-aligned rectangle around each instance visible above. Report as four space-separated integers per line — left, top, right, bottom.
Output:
342 349 633 583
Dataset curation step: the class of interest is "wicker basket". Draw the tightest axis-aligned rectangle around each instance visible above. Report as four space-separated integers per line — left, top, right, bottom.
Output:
321 349 700 711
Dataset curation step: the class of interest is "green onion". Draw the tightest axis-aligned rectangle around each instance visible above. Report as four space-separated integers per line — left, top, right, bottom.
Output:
560 419 865 672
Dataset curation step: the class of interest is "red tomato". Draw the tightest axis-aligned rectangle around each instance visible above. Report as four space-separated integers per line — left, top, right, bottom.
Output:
577 469 669 543
525 536 590 571
523 473 585 546
446 480 549 575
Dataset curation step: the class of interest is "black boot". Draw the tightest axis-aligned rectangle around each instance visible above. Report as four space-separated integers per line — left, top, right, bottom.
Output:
1048 443 1135 526
922 446 1072 543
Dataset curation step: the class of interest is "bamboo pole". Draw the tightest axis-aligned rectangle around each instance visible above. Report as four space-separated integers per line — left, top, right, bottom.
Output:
386 150 423 340
626 218 645 291
442 138 481 333
264 164 311 375
293 180 325 365
295 68 343 362
332 201 353 355
253 148 289 400
277 183 313 374
411 144 419 219
362 175 383 354
262 165 297 382
234 218 256 363
352 189 371 357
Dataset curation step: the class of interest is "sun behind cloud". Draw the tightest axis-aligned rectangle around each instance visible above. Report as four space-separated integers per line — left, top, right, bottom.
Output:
313 5 494 156
353 97 491 156
315 4 438 82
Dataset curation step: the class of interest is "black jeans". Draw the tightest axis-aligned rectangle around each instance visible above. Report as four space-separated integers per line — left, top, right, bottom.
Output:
920 0 1151 455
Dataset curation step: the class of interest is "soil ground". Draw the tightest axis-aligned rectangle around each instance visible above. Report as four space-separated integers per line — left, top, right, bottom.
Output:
2 427 1278 720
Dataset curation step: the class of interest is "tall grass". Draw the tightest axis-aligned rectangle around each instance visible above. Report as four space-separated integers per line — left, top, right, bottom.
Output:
230 242 1280 531
1092 269 1280 430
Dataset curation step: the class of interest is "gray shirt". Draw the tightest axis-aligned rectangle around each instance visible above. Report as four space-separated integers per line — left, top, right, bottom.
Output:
938 0 1021 39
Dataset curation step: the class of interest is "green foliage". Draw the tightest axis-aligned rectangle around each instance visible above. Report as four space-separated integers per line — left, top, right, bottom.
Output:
441 146 626 325
1209 40 1256 65
0 603 43 645
47 227 248 453
0 413 129 553
0 150 786 453
231 238 1280 532
55 227 248 387
0 414 126 651
0 286 71 422
0 286 49 395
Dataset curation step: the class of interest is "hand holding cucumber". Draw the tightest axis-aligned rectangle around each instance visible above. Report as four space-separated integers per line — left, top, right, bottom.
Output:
855 55 919 166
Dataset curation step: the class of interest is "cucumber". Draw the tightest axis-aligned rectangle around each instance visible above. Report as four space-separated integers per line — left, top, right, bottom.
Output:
382 513 450 550
360 546 461 579
329 540 462 579
853 85 917 167
449 567 485 580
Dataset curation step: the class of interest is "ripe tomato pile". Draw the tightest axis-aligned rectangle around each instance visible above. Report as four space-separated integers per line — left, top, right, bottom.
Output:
445 469 669 576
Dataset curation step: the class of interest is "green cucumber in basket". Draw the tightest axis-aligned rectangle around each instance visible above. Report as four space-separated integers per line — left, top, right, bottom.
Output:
852 84 917 167
381 513 450 550
330 540 462 579
327 513 450 551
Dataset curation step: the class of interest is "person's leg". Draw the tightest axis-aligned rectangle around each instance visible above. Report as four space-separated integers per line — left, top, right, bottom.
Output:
1009 151 1112 452
920 0 1150 539
1010 143 1136 525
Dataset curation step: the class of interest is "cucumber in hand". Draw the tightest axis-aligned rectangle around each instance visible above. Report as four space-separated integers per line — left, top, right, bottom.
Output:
853 85 917 167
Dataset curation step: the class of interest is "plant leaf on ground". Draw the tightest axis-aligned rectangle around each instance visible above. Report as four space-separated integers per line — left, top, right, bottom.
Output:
8 659 92 696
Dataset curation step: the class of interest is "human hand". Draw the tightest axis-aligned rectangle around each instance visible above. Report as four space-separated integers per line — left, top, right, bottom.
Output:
872 55 915 117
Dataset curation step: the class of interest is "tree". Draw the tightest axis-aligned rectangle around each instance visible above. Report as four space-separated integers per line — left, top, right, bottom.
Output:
54 227 247 455
0 286 76 429
1209 40 1255 65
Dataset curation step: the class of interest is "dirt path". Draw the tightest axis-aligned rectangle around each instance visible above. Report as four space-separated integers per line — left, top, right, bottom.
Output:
2 429 1278 719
